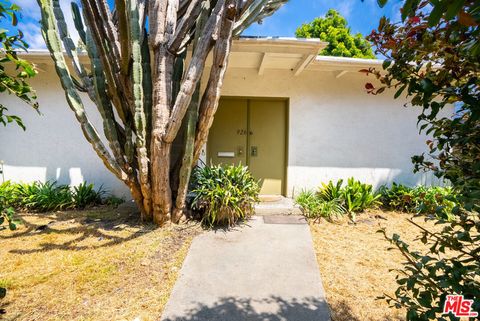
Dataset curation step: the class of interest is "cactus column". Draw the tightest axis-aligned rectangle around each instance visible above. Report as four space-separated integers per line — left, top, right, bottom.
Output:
37 0 288 225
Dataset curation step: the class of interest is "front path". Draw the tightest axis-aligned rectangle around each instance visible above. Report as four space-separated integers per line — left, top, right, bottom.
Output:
160 215 330 321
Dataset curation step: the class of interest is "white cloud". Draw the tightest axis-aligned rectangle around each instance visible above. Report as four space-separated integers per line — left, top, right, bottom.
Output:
336 0 353 19
17 22 46 49
14 0 80 49
15 0 41 20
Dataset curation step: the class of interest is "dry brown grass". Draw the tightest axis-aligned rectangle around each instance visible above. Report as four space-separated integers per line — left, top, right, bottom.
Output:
0 205 201 321
310 210 439 321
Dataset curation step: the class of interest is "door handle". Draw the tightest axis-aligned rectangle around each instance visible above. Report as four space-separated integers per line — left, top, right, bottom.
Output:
251 146 258 157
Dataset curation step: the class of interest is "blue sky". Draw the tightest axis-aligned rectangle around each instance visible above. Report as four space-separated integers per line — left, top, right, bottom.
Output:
2 0 404 50
244 0 403 38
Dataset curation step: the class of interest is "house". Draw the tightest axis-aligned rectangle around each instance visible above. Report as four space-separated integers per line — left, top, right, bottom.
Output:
0 37 442 198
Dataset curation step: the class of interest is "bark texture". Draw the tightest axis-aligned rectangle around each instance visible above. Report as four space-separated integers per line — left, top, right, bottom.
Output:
37 0 287 225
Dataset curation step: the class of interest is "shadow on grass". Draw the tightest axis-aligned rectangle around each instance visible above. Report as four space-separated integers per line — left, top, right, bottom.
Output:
328 299 404 321
0 204 160 253
329 300 361 321
162 296 331 321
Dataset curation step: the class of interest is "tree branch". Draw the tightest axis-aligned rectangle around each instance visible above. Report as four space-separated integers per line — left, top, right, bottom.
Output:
164 0 226 143
168 0 203 53
193 0 236 161
129 0 152 218
38 0 127 182
81 0 130 123
115 0 131 76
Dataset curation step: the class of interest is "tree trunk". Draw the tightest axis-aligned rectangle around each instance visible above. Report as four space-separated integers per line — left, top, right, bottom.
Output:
150 48 175 223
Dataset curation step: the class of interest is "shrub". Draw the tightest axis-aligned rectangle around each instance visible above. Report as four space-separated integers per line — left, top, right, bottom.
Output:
0 181 19 208
341 178 381 214
191 164 260 227
379 210 480 321
414 186 457 220
368 3 480 317
378 183 458 219
72 182 104 209
16 181 74 212
295 190 345 222
378 183 416 212
0 182 20 231
317 179 344 201
0 180 109 212
297 178 379 222
104 195 124 207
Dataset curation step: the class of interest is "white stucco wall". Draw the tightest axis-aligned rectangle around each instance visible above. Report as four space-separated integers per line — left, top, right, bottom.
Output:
0 63 131 197
0 60 446 198
219 67 446 197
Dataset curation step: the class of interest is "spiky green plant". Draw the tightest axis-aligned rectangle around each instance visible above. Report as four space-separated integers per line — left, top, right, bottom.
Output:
342 177 381 214
16 181 73 212
2 181 108 212
295 190 346 222
317 179 344 201
72 182 104 209
191 164 260 227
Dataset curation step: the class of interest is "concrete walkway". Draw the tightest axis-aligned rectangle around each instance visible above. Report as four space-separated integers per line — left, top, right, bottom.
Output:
160 215 330 321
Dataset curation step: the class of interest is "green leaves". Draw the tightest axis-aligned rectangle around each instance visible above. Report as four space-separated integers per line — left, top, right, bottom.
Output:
72 182 105 209
420 78 435 95
0 204 17 232
0 2 38 130
445 0 464 21
428 2 446 26
381 214 480 321
401 0 417 22
378 183 458 219
295 189 346 222
377 0 388 8
382 59 392 69
368 2 480 318
191 164 260 227
368 0 480 207
0 180 106 213
296 178 381 222
341 177 381 214
394 84 407 99
295 9 375 59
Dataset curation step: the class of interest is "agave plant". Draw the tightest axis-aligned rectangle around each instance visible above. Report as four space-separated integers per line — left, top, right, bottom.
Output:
16 181 74 212
72 182 105 209
317 179 344 201
295 189 346 222
342 177 381 214
4 180 109 212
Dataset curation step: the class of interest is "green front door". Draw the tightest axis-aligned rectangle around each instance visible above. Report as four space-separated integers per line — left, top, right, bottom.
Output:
207 98 287 195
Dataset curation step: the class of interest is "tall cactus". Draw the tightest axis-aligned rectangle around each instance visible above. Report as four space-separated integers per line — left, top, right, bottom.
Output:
172 0 210 223
37 0 288 225
128 0 151 220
